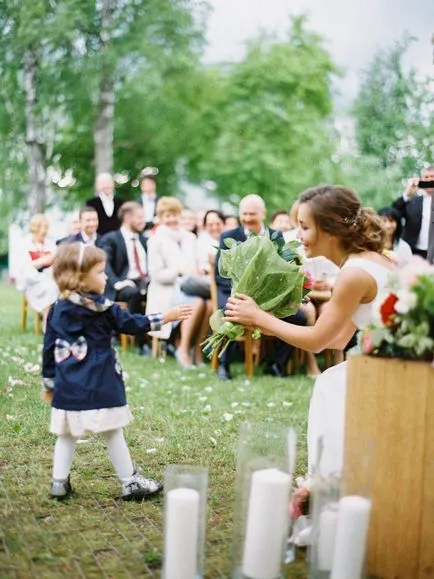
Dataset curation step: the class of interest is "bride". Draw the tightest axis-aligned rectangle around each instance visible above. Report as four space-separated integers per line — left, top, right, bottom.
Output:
225 184 395 475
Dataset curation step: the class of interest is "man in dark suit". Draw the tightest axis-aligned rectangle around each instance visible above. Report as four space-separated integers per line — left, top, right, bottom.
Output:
100 202 149 326
137 171 159 235
392 166 434 259
215 194 306 380
60 206 101 246
86 173 124 236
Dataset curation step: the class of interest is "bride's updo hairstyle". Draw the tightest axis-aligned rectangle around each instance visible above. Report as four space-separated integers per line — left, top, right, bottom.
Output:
298 185 385 254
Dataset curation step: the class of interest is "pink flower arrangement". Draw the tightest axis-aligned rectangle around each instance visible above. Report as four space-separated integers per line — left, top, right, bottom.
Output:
360 257 434 362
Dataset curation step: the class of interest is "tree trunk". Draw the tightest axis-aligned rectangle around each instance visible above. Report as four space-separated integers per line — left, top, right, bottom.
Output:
94 73 115 175
24 48 47 214
93 0 116 176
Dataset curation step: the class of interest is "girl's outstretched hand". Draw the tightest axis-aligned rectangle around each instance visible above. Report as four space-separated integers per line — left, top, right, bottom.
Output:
163 305 193 324
225 293 262 327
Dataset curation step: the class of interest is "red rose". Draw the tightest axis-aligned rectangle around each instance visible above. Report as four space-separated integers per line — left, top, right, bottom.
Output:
380 293 399 325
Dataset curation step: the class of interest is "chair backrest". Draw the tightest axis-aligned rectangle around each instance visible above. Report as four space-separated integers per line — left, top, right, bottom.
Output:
208 253 218 312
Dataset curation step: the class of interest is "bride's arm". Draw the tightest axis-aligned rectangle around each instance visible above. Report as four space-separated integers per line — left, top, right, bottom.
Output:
325 319 358 350
225 269 372 353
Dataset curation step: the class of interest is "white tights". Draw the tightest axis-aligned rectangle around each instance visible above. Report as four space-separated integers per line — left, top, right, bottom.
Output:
52 428 134 481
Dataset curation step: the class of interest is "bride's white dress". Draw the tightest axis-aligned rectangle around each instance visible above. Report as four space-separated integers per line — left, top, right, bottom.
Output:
307 258 392 476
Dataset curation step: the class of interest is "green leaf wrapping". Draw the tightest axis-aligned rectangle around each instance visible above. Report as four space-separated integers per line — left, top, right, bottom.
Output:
202 234 306 359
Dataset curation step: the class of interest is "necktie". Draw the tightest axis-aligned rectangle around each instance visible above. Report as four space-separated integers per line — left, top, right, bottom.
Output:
132 236 146 279
428 197 434 264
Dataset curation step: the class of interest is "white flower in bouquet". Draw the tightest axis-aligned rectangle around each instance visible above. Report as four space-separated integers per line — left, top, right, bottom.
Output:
395 289 417 314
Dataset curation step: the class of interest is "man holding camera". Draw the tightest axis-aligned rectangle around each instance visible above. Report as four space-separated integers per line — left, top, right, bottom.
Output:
393 166 434 262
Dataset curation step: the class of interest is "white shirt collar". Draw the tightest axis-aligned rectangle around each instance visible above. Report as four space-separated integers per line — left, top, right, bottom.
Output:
244 225 266 237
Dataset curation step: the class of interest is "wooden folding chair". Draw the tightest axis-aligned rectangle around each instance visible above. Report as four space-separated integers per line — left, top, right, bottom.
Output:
21 295 41 335
209 254 257 377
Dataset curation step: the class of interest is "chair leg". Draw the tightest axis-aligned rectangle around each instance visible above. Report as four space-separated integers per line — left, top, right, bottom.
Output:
244 332 254 377
120 334 128 352
35 313 41 336
21 297 27 331
152 336 159 358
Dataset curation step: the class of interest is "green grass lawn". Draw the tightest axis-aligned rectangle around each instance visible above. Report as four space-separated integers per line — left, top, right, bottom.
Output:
0 282 313 578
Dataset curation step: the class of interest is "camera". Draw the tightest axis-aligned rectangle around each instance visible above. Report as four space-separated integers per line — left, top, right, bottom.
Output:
418 180 434 189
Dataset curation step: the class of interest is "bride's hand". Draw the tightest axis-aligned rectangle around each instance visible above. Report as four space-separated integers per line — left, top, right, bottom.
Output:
225 294 262 327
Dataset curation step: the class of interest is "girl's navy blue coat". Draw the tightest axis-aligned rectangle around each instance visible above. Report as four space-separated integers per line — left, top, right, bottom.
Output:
42 294 162 411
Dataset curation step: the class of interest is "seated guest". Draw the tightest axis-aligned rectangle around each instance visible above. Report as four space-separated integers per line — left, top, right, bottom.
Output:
146 197 206 367
137 170 159 235
195 209 207 235
60 206 100 246
378 207 413 268
215 194 306 380
100 202 148 352
197 210 225 273
86 173 124 235
15 214 59 327
270 210 293 242
56 212 81 245
224 215 240 231
180 207 198 235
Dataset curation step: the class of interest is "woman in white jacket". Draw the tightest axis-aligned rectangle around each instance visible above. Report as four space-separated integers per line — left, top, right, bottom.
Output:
16 214 59 326
146 197 206 367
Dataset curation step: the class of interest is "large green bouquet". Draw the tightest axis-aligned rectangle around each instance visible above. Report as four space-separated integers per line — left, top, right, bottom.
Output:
202 233 310 359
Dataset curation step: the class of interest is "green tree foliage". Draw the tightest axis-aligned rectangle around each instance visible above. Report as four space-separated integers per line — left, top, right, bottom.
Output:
352 36 434 207
0 0 208 214
184 17 342 210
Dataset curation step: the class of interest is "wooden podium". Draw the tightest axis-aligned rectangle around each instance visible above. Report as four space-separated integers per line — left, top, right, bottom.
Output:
345 355 434 579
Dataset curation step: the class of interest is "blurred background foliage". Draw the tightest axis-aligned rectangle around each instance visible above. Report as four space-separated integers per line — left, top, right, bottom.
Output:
0 0 433 253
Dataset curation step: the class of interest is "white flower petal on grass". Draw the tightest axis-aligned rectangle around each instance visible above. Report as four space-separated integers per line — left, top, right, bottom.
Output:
6 415 15 421
123 372 130 380
222 413 233 422
237 387 245 393
204 405 212 413
267 402 276 408
234 410 245 415
181 385 191 391
198 373 206 378
204 386 213 393
210 436 217 446
241 402 252 407
146 448 157 454
125 387 131 392
155 437 165 444
243 380 251 386
198 396 207 402
231 402 239 408
282 401 293 408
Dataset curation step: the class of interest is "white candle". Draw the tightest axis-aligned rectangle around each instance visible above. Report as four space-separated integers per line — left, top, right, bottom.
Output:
164 488 200 579
317 506 339 571
331 495 372 579
242 468 292 579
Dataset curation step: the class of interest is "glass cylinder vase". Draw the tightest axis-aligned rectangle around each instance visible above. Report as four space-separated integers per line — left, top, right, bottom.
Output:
309 436 373 579
232 422 297 579
163 465 208 579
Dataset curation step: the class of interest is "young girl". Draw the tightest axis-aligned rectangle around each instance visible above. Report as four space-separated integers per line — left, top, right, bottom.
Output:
42 243 192 501
225 185 395 475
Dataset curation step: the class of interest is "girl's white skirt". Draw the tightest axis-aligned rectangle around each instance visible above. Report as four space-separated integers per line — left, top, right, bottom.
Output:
50 405 133 437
